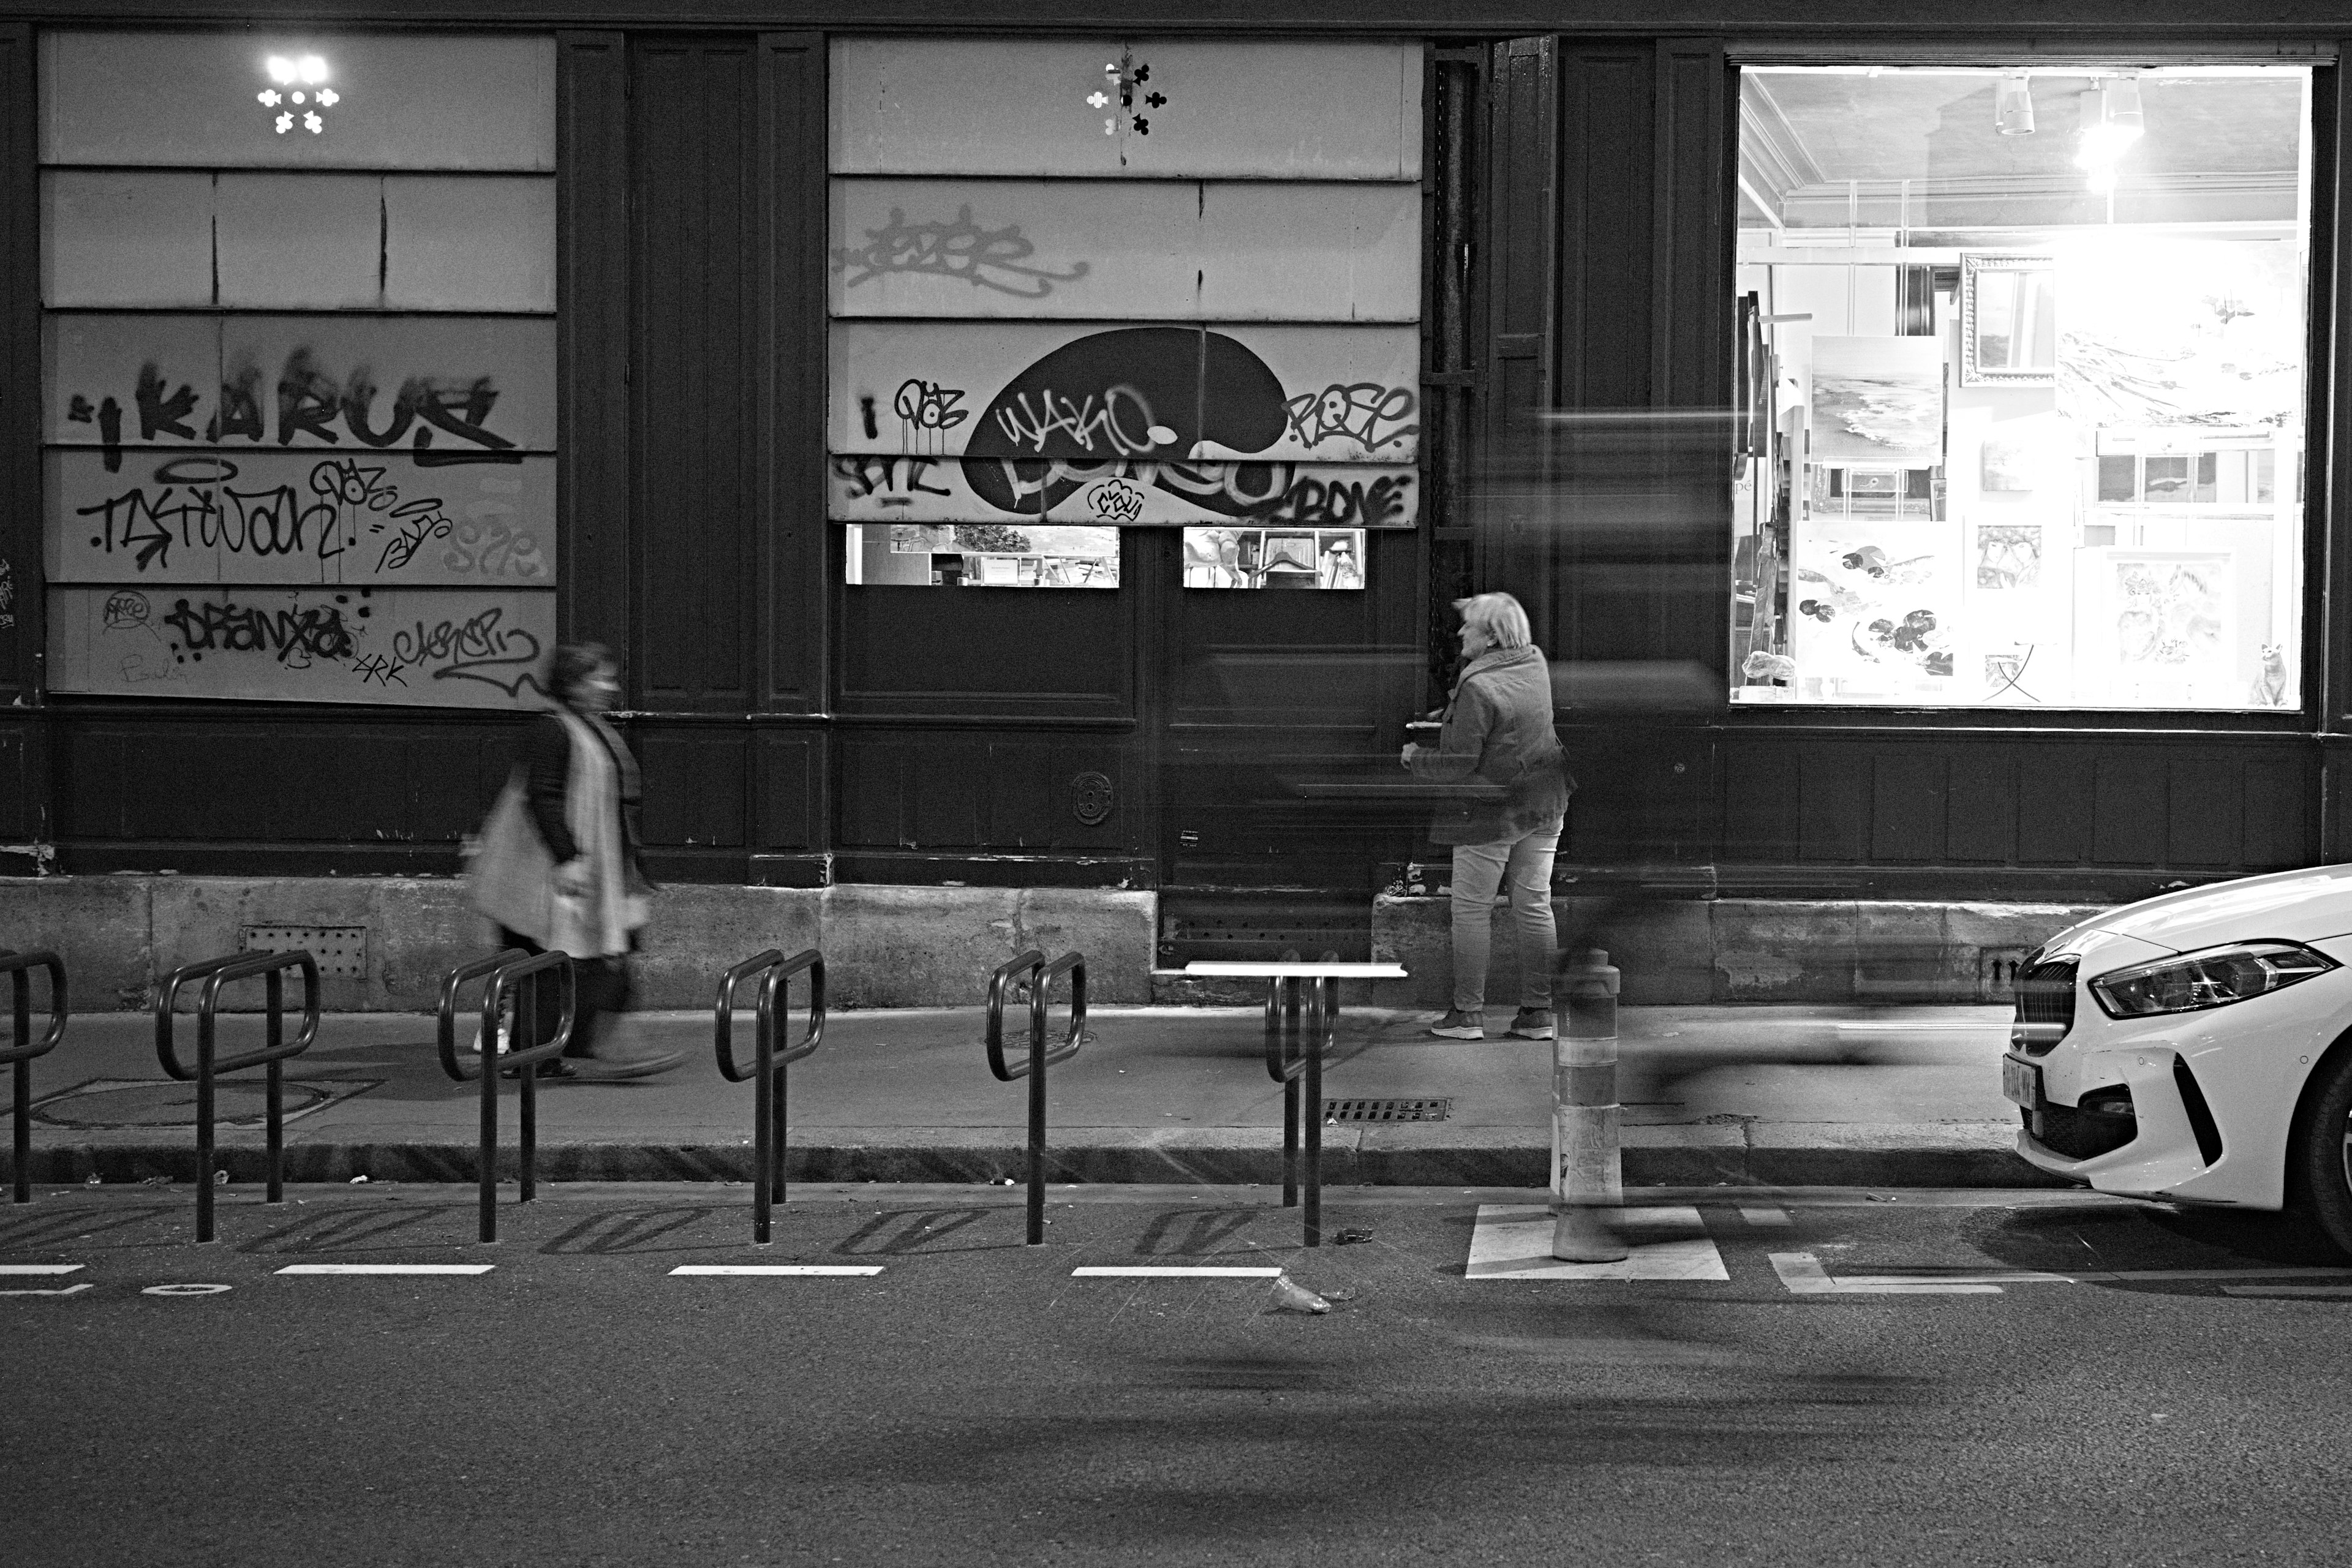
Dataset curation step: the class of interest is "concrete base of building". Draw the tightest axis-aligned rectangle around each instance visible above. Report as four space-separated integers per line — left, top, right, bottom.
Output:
2 874 2097 1012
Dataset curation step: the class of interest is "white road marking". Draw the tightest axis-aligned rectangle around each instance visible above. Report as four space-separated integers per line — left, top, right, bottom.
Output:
2220 1284 2352 1298
0 1283 92 1297
274 1264 496 1275
142 1283 232 1296
669 1265 885 1276
1468 1205 1729 1281
1771 1253 2003 1295
1071 1266 1286 1278
0 1263 85 1275
1738 1207 1792 1226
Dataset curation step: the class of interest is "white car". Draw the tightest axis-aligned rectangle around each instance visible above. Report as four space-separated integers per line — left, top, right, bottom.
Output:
2005 864 2352 1254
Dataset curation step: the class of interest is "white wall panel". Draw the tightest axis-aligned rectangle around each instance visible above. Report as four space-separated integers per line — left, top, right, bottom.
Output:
830 178 1419 321
49 450 557 587
47 314 557 456
828 321 1420 463
48 584 555 707
41 33 556 170
42 172 213 307
216 173 382 311
831 39 1420 180
385 177 557 312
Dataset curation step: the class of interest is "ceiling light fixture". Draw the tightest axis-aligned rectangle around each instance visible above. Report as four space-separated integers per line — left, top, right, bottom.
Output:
1995 74 2035 135
2075 78 2146 194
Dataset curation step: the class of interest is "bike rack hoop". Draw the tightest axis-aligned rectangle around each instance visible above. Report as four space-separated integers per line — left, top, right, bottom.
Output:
156 949 320 1080
488 951 576 1068
0 950 67 1066
437 949 532 1082
714 948 826 1082
984 949 1048 1082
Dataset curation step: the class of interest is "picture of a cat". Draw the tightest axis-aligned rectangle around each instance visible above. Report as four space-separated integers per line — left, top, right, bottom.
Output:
2250 643 2288 706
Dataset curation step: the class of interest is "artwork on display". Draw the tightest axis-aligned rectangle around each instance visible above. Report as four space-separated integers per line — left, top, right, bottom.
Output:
46 583 553 707
1959 254 2058 387
1982 644 2042 703
2110 553 2231 682
2057 238 2304 430
1182 527 1365 589
1807 336 1945 466
1973 525 2042 590
847 523 1117 587
1978 413 2066 493
1787 521 1962 693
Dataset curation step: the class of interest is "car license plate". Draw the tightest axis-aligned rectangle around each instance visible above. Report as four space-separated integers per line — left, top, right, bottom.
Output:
2000 1055 2041 1109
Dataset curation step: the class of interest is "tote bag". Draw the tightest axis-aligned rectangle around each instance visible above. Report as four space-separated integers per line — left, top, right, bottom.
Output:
462 770 555 944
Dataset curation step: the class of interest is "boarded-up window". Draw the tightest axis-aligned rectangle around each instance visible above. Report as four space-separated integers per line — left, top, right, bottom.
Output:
39 32 557 708
827 38 1423 590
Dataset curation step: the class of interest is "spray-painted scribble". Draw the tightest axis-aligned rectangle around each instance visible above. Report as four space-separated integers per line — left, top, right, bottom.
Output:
835 206 1090 298
162 595 356 667
1282 382 1419 453
389 605 543 696
833 454 955 507
1087 478 1147 522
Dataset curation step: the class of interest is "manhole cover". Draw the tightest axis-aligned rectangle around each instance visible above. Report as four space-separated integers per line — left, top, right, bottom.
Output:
31 1079 381 1131
1322 1097 1451 1123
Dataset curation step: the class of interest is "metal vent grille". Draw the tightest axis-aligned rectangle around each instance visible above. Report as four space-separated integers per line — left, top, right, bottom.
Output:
239 925 369 979
1323 1097 1451 1123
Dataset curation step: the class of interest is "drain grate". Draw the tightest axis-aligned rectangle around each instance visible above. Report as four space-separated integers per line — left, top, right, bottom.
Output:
1322 1097 1451 1123
239 925 369 979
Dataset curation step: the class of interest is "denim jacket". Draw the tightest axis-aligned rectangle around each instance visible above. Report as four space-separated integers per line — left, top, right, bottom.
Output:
1408 644 1574 846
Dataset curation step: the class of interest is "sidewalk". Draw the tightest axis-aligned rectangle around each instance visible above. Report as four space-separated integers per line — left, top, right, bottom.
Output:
9 1003 2056 1190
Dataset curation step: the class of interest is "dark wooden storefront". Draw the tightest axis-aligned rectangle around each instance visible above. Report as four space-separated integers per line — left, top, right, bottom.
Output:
0 10 2345 910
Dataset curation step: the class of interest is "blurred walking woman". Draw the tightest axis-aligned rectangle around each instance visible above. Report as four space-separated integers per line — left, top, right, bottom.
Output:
467 642 677 1079
1400 594 1574 1041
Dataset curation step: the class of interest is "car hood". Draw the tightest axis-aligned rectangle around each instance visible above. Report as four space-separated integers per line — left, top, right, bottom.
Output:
2045 864 2352 957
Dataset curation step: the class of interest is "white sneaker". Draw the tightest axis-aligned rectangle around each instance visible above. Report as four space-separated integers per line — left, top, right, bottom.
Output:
1427 1009 1485 1040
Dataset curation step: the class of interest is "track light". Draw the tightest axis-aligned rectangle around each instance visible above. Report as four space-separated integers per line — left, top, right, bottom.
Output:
2076 79 2146 194
1996 74 2035 135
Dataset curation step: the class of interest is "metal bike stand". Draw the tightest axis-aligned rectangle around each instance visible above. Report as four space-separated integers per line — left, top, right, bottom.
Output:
715 948 827 1243
156 950 322 1243
437 949 576 1243
984 948 1088 1245
0 951 67 1203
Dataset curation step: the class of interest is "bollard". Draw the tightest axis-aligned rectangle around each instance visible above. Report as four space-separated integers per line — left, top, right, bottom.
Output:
1551 948 1629 1263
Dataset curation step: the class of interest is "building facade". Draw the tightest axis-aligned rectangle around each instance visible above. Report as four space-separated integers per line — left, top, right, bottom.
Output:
3 7 2350 998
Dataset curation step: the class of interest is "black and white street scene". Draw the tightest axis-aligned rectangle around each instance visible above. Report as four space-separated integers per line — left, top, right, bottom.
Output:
9 16 2352 1567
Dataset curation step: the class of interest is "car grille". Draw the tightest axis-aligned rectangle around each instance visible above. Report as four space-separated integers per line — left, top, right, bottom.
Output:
2011 956 2078 1056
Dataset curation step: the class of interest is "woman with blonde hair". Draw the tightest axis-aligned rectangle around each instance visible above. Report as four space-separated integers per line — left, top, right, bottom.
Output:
1400 592 1574 1039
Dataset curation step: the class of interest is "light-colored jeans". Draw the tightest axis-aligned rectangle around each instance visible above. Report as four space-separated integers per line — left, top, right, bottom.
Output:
1449 824 1562 1013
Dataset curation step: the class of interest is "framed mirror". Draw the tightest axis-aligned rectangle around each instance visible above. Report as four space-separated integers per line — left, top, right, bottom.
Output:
1961 254 2058 386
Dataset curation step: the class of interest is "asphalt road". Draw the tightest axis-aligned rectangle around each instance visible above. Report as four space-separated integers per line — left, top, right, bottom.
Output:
9 1182 2352 1567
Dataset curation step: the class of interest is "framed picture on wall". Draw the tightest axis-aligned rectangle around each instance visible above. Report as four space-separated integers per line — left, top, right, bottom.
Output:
1961 254 2058 387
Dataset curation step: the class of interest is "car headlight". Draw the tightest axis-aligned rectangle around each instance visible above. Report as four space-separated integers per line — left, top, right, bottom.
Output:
2088 941 2339 1019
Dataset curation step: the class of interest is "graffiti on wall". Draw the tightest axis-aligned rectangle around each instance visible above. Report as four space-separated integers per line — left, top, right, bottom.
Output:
50 584 554 708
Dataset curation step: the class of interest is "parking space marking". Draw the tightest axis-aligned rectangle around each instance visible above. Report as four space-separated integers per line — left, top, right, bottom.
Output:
274 1264 496 1276
1736 1207 1792 1227
1469 1205 1730 1281
0 1263 85 1274
669 1265 885 1276
0 1282 92 1297
2220 1284 2352 1297
1772 1254 2003 1295
1072 1266 1286 1278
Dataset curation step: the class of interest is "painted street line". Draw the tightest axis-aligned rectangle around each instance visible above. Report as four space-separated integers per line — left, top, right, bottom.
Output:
1737 1207 1792 1227
1468 1205 1730 1281
142 1284 233 1296
274 1264 496 1276
1071 1266 1285 1278
1773 1255 2352 1295
0 1263 85 1274
1773 1254 2002 1295
670 1265 886 1276
1 1283 92 1297
2220 1284 2352 1298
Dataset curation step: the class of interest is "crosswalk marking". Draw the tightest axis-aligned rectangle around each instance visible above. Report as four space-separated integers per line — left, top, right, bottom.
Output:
670 1265 884 1276
1468 1205 1730 1281
1071 1266 1284 1278
274 1264 496 1276
0 1263 85 1275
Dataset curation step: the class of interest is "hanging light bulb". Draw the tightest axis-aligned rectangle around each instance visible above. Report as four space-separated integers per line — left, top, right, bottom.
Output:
1995 74 2035 135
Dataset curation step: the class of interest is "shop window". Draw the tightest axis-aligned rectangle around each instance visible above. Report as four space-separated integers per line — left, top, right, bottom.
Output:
1732 66 2312 710
825 39 1423 587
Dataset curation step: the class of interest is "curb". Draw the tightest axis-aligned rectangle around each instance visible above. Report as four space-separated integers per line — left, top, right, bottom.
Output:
22 1136 2070 1191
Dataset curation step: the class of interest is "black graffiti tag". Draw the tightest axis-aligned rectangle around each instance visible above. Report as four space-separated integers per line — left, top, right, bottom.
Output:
392 606 543 697
162 596 355 667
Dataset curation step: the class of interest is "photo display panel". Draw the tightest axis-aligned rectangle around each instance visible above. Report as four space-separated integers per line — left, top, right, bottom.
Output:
828 38 1423 590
